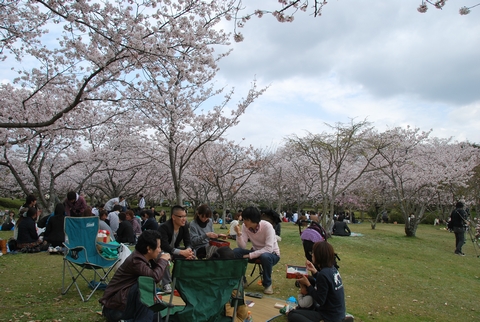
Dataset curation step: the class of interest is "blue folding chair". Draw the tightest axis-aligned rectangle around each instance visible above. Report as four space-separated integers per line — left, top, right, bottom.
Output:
61 216 120 301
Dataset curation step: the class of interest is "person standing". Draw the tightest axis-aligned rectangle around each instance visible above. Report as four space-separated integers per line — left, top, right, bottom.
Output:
450 201 468 256
64 191 88 217
138 194 146 211
233 206 280 295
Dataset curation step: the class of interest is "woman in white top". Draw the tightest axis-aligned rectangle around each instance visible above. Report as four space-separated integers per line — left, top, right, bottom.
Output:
229 212 242 240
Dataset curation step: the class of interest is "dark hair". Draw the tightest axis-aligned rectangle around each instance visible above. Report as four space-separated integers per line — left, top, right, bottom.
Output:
118 212 126 221
83 207 92 217
54 203 65 217
312 241 336 269
26 207 37 218
125 210 134 219
113 204 122 212
456 201 464 208
67 191 76 202
242 206 261 223
135 230 161 254
210 246 235 259
196 204 212 218
26 194 36 205
99 209 108 218
233 212 241 220
171 205 185 218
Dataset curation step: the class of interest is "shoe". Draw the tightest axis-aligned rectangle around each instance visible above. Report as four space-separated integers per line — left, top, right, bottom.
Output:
455 251 465 256
264 285 273 294
163 284 172 293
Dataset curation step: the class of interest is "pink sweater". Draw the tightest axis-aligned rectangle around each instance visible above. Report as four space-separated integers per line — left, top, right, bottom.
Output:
237 220 280 259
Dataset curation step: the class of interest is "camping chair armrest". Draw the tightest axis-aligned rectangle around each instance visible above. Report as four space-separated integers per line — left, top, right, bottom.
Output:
63 243 85 252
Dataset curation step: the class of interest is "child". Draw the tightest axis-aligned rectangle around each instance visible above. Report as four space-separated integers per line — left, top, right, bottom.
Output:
229 212 242 240
295 276 316 310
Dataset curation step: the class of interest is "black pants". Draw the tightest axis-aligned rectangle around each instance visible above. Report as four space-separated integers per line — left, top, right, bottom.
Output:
102 282 158 322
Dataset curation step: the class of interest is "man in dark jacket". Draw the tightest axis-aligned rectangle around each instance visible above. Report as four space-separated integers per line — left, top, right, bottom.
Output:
450 201 468 256
100 230 170 322
141 210 159 231
157 205 195 293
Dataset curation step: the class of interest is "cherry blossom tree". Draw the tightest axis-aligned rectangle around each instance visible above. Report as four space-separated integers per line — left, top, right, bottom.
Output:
189 140 266 228
371 127 479 236
286 120 384 226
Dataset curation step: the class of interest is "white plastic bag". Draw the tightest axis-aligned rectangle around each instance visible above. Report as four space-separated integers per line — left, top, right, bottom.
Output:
113 243 132 272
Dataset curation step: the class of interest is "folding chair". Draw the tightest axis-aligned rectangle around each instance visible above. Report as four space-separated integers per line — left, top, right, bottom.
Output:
138 276 175 320
61 216 120 301
164 258 248 322
246 258 263 287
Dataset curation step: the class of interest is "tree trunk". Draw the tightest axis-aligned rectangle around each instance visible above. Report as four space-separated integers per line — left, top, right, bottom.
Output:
404 219 417 237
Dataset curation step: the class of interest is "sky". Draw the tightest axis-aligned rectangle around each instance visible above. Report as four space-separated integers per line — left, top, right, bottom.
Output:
217 0 480 149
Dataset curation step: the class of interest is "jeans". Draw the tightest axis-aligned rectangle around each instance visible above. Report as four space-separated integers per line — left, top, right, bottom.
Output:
102 282 156 322
233 248 280 288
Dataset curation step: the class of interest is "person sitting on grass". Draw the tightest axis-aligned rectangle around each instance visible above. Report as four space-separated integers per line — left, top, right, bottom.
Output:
43 203 66 248
99 230 171 322
288 241 348 322
295 276 316 310
332 220 351 236
16 207 49 253
233 206 280 295
116 212 135 245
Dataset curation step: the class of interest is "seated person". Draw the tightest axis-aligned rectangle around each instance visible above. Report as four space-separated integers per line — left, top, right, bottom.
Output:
126 210 142 236
43 203 66 247
295 276 316 310
100 230 170 322
332 221 351 236
233 206 280 295
1 210 16 231
16 207 49 253
189 204 220 258
141 210 159 231
99 209 115 241
158 205 195 293
288 242 346 322
116 212 135 244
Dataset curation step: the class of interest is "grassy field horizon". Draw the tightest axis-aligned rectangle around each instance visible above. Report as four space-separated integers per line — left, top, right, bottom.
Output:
1 221 479 321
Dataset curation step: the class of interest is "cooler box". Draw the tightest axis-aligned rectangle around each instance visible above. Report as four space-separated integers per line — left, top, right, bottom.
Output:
209 238 230 248
286 265 308 279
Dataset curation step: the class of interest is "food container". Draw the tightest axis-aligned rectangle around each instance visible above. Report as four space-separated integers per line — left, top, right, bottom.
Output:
286 265 308 279
209 238 230 248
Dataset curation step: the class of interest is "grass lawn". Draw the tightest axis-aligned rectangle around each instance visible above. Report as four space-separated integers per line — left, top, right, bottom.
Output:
0 222 479 322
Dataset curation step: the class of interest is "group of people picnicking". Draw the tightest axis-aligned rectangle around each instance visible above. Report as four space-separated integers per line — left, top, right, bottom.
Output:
2 192 350 322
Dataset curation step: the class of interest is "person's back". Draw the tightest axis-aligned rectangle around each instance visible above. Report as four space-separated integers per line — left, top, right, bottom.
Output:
44 203 66 247
116 212 135 244
332 221 351 236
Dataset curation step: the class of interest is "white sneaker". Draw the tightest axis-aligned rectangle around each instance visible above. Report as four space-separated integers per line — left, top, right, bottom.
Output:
264 285 273 294
163 283 172 293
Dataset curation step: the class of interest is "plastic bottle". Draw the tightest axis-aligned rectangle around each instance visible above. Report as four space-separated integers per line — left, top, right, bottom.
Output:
245 311 253 322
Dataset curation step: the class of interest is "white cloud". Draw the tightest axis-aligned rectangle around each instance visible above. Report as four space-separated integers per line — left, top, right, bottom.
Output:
220 0 480 147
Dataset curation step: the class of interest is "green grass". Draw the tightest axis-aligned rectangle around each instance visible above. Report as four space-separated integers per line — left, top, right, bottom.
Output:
1 222 479 321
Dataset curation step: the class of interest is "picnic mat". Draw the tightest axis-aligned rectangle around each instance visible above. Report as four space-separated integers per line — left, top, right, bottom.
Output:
162 292 284 321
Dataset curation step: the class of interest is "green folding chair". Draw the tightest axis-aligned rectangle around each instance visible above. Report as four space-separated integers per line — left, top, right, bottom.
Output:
138 276 175 320
165 258 248 322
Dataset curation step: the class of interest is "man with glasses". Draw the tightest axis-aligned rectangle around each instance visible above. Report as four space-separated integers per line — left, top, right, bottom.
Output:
158 205 195 293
